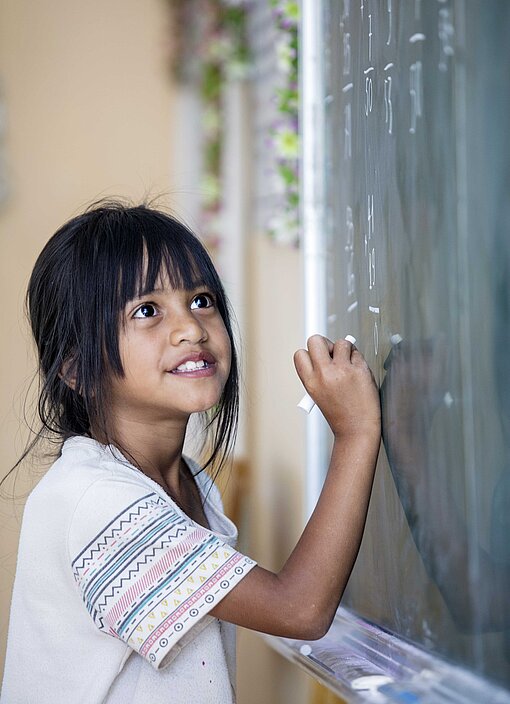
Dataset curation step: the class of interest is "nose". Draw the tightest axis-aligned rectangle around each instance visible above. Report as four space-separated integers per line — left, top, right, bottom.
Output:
169 309 208 346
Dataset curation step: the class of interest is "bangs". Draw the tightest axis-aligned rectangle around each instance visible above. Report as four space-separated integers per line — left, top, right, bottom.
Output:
113 211 223 308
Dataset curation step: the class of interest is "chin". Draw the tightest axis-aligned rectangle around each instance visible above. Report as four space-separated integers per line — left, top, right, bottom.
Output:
184 394 224 415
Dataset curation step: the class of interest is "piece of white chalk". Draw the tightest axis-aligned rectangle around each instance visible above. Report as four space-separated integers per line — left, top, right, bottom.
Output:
297 393 316 413
298 335 357 414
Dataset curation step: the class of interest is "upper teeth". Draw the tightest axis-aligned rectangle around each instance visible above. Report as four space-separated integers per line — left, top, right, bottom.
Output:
175 359 207 372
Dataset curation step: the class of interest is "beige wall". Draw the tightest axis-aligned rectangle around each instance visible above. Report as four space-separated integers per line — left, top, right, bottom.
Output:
0 1 317 700
237 233 311 704
0 0 175 677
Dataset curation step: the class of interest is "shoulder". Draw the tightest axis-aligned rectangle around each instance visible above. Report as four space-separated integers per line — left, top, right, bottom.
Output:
26 436 146 509
64 440 173 556
22 436 168 558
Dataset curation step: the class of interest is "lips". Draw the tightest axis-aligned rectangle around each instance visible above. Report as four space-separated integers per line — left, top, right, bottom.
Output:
168 351 217 374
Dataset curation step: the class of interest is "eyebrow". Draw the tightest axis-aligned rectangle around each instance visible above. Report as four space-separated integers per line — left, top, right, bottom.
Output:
129 283 211 302
126 287 164 303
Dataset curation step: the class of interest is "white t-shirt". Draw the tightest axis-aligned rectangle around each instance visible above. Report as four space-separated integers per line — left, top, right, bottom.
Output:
1 436 256 704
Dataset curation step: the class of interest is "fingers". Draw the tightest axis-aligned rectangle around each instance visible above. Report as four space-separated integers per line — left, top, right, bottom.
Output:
294 334 357 376
294 335 330 376
293 347 313 381
331 337 356 363
307 334 334 366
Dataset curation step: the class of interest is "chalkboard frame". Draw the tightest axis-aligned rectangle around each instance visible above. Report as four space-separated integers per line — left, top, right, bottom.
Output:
269 607 510 702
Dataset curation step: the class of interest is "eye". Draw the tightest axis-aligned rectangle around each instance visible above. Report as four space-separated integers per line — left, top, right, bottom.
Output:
190 293 215 310
133 303 159 318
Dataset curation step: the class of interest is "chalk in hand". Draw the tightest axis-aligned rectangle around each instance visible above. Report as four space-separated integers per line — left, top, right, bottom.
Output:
298 335 357 414
297 392 316 413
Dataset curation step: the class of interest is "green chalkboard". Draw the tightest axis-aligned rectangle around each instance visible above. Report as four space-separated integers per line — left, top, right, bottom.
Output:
318 0 510 689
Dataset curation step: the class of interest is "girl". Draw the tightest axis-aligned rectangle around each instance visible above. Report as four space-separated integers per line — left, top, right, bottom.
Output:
1 201 381 704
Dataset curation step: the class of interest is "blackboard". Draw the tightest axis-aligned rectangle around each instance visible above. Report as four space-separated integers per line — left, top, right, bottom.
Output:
310 0 510 692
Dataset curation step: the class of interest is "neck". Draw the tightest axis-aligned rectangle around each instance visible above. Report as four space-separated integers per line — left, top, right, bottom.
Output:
95 414 190 494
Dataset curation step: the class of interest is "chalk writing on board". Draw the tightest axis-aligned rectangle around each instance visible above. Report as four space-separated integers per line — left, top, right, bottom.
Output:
368 14 373 62
386 0 392 46
384 74 393 134
345 206 355 297
364 193 373 256
438 7 455 71
343 33 351 75
409 60 423 134
344 103 352 160
341 0 350 23
363 66 374 117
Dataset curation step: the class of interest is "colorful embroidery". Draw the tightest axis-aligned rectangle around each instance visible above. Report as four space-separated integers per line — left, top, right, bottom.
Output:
72 492 254 668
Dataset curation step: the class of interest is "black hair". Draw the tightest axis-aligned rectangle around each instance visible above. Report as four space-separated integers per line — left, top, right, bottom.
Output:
6 199 239 484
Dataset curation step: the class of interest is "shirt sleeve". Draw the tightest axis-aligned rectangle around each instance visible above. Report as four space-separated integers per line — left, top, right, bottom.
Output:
68 476 256 670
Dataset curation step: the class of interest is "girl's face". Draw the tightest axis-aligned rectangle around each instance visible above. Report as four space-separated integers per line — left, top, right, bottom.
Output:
107 273 232 427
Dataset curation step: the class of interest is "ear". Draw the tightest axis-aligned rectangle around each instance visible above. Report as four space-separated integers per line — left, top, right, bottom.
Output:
59 355 78 391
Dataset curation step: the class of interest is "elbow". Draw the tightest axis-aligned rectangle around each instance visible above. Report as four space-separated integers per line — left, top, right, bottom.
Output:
300 622 330 641
290 605 334 641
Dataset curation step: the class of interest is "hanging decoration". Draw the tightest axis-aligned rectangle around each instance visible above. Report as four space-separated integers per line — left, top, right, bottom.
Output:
266 0 300 246
169 0 300 249
168 0 251 255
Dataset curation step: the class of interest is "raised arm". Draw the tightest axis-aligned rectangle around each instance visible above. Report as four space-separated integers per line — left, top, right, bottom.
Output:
211 335 381 639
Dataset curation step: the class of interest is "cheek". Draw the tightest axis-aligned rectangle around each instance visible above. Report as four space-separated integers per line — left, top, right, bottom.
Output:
218 324 232 371
117 333 154 382
225 343 232 376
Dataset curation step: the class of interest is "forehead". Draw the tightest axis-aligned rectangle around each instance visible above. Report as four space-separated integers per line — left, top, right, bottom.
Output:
115 235 220 309
137 254 205 292
135 268 207 297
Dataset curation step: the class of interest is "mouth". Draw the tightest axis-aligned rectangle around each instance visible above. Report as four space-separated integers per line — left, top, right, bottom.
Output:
168 352 217 376
170 359 214 374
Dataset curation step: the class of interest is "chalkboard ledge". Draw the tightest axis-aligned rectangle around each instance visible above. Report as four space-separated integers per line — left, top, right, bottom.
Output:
264 607 510 703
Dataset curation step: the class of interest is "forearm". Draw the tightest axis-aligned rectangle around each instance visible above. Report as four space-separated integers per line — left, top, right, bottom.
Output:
277 433 380 634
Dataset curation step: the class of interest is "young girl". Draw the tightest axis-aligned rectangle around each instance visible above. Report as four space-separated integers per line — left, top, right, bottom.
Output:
1 201 381 704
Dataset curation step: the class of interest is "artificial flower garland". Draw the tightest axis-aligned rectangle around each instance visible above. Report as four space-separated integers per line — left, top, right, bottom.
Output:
169 0 300 248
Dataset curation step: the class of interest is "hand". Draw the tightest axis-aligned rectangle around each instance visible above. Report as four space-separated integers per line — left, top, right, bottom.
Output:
294 335 381 440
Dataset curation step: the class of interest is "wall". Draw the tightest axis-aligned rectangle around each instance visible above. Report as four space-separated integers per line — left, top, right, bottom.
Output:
236 233 312 704
0 0 175 676
0 2 319 701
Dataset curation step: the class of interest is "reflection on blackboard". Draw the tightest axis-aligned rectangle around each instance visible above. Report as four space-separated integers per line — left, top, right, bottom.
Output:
321 0 510 689
382 336 510 636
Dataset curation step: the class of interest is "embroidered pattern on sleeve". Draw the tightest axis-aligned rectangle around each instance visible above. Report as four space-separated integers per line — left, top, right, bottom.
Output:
71 492 255 668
